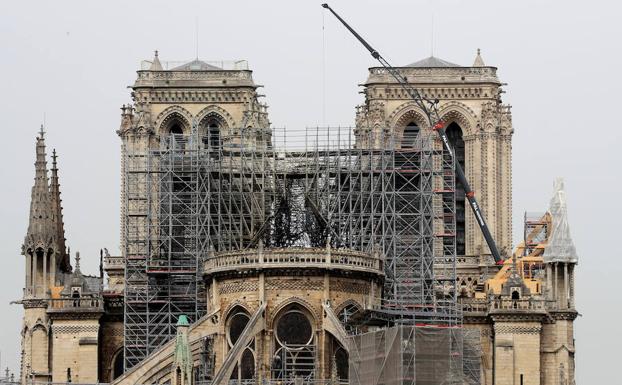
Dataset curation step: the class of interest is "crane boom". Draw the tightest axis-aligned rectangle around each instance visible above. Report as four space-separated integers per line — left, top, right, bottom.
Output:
322 3 504 264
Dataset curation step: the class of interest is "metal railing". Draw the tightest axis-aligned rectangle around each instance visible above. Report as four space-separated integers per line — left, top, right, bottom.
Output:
140 59 249 71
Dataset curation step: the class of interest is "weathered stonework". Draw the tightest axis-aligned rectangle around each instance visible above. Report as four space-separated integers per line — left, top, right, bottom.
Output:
14 52 577 385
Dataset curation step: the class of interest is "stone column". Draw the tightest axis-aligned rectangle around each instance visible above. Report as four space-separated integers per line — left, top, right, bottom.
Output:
563 264 569 309
32 253 37 296
25 254 32 292
43 252 47 296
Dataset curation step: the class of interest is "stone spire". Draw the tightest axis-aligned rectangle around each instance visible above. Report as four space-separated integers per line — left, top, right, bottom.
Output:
23 126 57 255
149 50 163 71
543 178 578 264
473 48 486 67
172 315 193 385
74 251 81 273
49 149 70 272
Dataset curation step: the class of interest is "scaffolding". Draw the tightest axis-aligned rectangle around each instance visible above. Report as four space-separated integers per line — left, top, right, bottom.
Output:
522 212 549 257
123 125 459 371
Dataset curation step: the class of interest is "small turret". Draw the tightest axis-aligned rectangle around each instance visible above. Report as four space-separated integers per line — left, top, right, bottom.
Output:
149 50 163 71
172 315 193 385
472 48 486 67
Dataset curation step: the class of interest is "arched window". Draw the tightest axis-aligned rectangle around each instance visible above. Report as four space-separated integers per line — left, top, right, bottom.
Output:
226 308 256 381
207 121 221 149
334 346 349 381
446 122 466 256
338 303 360 333
200 116 223 150
402 121 420 149
169 123 184 135
511 290 520 300
111 349 124 380
162 118 187 150
272 305 315 380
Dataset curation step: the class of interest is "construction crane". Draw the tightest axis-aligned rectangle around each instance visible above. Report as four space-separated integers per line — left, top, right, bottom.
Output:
322 3 504 264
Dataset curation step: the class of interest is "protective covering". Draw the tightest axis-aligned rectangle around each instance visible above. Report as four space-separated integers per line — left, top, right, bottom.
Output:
543 178 578 263
462 328 482 385
348 325 469 385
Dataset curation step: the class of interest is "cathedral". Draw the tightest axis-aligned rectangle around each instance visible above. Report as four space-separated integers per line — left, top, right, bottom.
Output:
15 49 578 385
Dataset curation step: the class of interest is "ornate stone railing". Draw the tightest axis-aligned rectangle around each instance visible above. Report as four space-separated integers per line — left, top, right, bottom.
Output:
22 286 48 298
367 66 499 84
135 68 255 87
47 298 104 312
456 255 481 266
204 247 383 276
103 256 125 269
489 298 547 312
461 297 549 315
460 298 489 315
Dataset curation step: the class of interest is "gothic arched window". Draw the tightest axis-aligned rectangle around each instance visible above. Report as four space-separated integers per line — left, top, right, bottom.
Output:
402 121 420 149
226 308 256 381
169 122 184 135
446 122 466 256
162 118 187 150
201 117 222 150
271 305 316 380
112 349 124 380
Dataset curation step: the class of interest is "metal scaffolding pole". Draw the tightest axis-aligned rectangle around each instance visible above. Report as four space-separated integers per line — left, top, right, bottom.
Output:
123 125 460 376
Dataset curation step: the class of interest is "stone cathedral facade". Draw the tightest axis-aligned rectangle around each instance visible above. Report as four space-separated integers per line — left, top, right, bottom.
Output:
14 50 578 385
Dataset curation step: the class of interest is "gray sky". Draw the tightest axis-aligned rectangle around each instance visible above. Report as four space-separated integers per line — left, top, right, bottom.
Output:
0 0 619 382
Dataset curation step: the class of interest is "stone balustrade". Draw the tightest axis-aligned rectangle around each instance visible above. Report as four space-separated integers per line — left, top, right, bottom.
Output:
456 255 481 266
460 297 549 315
103 256 125 269
47 298 104 312
367 66 499 83
460 298 489 315
489 298 547 312
204 247 383 276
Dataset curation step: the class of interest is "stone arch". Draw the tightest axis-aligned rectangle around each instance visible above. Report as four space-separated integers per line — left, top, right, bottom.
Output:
387 102 429 129
154 106 193 136
387 103 430 148
196 105 235 129
224 305 253 349
110 347 124 381
222 300 254 324
438 101 478 136
30 320 47 335
334 299 362 317
30 324 48 372
269 297 319 329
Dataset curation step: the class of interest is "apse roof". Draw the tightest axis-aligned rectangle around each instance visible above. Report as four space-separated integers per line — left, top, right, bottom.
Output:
171 59 223 71
404 56 461 68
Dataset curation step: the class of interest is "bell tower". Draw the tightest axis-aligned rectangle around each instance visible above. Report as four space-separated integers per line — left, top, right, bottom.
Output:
356 50 513 262
118 51 270 368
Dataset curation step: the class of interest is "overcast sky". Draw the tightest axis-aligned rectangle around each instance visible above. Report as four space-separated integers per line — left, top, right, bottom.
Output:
0 0 619 382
